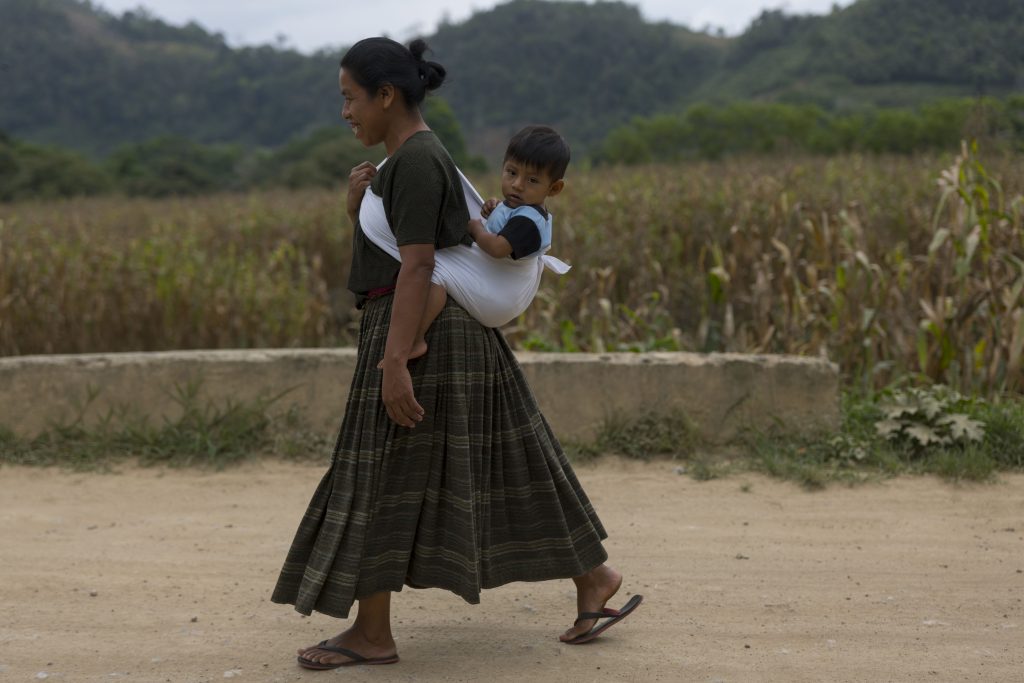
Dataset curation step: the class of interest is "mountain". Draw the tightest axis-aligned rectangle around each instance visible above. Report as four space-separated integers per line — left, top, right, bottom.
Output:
427 0 725 155
1 0 1021 159
692 0 1024 107
0 0 339 156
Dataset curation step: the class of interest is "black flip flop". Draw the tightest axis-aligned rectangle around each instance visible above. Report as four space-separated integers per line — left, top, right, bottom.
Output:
297 640 400 670
564 594 644 645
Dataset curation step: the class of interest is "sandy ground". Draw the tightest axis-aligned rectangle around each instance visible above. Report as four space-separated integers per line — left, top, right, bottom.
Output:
0 459 1022 683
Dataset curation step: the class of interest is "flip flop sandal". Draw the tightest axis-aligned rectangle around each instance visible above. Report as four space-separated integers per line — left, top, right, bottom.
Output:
564 594 644 645
297 640 400 670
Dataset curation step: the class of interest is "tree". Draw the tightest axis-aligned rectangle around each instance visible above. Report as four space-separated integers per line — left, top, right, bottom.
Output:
106 136 243 197
424 97 486 172
0 135 110 201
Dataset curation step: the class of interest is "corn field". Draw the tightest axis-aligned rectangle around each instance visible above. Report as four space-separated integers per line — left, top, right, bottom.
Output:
2 146 1022 396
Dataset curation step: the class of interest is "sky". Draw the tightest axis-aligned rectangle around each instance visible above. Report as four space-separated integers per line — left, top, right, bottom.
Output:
92 0 854 53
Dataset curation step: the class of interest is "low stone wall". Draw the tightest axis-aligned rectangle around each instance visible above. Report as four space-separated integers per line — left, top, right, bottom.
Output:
0 350 840 444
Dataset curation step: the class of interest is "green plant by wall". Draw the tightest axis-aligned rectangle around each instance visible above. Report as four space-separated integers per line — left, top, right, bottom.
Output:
874 386 984 452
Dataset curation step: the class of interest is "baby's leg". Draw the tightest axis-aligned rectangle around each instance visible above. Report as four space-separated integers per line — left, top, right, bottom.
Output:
378 283 447 368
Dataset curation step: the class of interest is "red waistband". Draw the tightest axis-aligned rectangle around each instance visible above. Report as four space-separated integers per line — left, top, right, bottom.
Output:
367 285 396 299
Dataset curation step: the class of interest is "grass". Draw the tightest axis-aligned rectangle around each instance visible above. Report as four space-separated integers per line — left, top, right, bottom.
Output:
0 382 330 470
2 388 1023 488
738 393 1024 488
570 394 1024 489
591 410 701 460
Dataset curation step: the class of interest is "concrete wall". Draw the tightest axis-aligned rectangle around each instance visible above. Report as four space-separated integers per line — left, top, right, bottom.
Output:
0 350 839 444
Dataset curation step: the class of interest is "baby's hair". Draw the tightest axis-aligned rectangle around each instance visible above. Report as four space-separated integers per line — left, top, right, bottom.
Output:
340 37 445 108
504 125 571 181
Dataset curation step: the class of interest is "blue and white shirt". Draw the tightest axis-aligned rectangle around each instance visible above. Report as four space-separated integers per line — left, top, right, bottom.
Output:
484 202 552 260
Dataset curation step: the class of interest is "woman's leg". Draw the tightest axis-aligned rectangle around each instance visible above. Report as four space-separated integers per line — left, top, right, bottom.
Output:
560 563 624 642
297 591 398 665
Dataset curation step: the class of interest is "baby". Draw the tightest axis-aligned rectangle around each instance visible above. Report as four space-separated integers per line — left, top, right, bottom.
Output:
359 124 572 362
410 124 570 358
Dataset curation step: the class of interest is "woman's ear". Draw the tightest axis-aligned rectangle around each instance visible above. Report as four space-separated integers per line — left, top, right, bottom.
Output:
378 83 396 109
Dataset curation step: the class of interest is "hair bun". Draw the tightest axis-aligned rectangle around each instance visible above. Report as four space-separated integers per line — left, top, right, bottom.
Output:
408 38 446 91
409 38 428 62
421 60 446 91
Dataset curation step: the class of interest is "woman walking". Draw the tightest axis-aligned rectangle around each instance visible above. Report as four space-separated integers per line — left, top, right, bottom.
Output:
271 36 641 669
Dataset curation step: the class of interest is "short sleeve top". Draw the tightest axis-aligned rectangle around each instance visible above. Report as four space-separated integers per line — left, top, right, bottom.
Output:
484 202 553 260
347 131 472 306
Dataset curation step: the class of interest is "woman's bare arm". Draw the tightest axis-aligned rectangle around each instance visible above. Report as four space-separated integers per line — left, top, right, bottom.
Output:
381 243 435 427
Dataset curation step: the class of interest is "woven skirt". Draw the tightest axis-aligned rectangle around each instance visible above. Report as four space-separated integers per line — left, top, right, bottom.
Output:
270 295 608 618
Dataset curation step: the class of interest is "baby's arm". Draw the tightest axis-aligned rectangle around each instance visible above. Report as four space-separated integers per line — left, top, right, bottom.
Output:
469 218 514 259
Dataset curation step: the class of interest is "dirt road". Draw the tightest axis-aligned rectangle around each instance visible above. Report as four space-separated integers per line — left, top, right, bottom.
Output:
1 459 1022 682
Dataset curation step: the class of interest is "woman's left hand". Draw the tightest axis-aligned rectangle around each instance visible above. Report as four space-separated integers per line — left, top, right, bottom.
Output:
346 161 377 224
381 359 424 428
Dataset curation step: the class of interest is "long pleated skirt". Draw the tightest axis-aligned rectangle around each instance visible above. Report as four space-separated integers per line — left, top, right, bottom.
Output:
270 294 608 618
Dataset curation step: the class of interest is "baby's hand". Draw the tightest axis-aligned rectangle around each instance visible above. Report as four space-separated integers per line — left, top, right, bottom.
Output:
480 198 500 219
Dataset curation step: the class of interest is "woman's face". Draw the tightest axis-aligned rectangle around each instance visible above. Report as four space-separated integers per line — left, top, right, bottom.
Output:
340 68 386 147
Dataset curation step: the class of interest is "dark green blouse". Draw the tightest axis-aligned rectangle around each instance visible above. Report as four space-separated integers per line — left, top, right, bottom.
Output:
347 131 472 306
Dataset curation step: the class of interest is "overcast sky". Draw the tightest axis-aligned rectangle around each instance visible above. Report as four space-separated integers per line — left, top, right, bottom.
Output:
92 0 854 53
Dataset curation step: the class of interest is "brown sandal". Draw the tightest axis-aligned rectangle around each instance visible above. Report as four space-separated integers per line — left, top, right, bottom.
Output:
564 594 644 644
297 641 400 670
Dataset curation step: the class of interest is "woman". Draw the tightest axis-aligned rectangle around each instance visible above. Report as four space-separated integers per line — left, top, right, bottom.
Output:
271 37 641 670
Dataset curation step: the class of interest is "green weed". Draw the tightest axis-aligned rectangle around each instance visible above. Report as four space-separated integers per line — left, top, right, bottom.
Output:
3 385 1022 488
592 409 701 460
0 382 327 470
566 391 1024 488
739 390 1024 487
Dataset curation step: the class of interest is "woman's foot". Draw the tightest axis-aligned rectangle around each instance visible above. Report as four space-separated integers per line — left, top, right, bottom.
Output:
559 564 624 642
297 625 398 667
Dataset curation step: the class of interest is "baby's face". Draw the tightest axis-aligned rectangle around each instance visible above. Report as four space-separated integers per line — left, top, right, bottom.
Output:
500 159 556 208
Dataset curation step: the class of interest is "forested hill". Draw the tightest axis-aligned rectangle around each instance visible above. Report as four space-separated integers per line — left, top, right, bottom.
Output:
427 1 724 153
691 0 1024 106
0 0 339 155
1 0 1022 158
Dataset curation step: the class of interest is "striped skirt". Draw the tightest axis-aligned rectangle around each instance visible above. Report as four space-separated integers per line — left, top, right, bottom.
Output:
270 295 608 618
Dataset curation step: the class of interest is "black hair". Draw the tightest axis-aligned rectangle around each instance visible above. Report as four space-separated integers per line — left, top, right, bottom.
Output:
504 125 571 181
339 37 445 108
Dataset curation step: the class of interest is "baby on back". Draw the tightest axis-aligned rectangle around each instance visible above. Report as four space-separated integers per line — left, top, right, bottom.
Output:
360 124 572 362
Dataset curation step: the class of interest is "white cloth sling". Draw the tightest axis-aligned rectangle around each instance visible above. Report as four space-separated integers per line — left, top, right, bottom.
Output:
358 162 571 328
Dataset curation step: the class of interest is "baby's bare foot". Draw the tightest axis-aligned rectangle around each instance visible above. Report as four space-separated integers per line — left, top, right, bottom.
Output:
408 339 428 361
376 340 429 370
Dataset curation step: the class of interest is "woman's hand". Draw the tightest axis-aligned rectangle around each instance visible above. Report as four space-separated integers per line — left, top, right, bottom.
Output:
347 161 377 224
381 358 424 428
480 197 500 219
